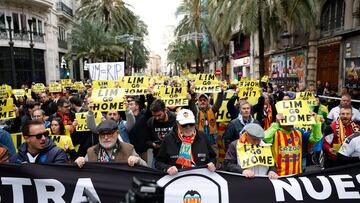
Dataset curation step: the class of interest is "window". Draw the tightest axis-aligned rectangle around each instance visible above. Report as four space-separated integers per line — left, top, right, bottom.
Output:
38 20 42 34
32 17 37 35
58 26 66 41
0 12 5 31
20 14 27 33
320 0 345 33
12 13 19 33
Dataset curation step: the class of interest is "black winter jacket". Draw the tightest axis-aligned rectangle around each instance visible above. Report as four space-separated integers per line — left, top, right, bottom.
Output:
155 127 216 172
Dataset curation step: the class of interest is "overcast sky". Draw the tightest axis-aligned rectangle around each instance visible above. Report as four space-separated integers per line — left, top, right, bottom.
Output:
125 0 181 61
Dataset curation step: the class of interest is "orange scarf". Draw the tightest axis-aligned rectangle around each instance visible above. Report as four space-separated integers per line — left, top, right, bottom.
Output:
176 128 196 168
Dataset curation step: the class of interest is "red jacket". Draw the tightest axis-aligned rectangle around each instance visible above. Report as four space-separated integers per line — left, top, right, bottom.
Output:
323 121 359 160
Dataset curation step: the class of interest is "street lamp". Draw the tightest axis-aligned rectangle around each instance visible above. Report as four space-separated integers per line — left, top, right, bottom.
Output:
115 34 141 75
6 16 17 87
72 53 77 80
281 30 291 85
28 19 36 82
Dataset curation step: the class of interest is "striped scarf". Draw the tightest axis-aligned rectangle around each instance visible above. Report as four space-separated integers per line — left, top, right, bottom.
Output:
176 128 196 168
263 105 272 130
335 119 360 144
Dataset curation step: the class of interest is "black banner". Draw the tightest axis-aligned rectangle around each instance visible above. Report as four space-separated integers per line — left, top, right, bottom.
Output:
0 162 360 202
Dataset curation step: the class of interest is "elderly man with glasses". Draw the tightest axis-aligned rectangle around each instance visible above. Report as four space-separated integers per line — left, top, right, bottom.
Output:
10 120 67 164
74 120 147 168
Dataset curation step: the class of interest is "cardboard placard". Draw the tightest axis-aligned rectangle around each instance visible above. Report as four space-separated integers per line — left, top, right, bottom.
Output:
91 88 125 111
237 144 274 169
159 86 188 107
0 98 15 120
194 74 221 93
123 76 149 95
275 100 316 125
49 83 62 93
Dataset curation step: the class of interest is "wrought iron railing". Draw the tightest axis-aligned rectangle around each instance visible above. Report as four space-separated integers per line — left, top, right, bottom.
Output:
0 29 45 43
56 2 73 17
58 39 68 49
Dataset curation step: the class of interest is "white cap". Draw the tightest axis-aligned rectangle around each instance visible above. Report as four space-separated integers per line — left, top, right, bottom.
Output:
176 109 196 125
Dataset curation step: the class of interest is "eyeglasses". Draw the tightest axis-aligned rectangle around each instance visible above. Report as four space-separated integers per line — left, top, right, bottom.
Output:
180 123 195 128
99 130 117 138
27 131 50 139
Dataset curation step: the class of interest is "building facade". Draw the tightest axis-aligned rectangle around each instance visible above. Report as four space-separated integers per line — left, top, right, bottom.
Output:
0 0 77 87
229 0 360 92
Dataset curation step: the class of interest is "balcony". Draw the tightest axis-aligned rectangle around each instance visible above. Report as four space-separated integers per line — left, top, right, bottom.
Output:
58 39 68 49
56 2 74 22
0 29 45 44
4 0 53 11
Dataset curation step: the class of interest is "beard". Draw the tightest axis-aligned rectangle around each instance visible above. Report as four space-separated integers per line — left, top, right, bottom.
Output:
99 140 117 150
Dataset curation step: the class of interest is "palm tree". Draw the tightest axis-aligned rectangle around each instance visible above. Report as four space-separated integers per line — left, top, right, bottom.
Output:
167 39 198 73
175 0 208 72
76 0 136 32
206 0 317 77
68 19 123 62
128 17 150 74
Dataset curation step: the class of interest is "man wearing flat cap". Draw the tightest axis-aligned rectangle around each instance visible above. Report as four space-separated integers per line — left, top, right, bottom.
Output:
75 120 147 168
224 123 278 179
155 109 217 175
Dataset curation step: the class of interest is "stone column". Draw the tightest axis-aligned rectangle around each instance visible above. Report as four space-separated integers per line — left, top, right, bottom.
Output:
353 0 360 27
344 0 354 29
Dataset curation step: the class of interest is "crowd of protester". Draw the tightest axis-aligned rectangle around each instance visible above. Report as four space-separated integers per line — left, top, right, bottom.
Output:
0 77 359 180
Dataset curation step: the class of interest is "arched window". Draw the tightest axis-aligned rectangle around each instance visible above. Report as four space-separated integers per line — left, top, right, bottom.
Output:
320 0 345 33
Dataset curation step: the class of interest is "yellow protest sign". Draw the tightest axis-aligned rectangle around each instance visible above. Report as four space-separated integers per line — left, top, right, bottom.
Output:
0 98 15 120
12 89 25 98
159 86 188 107
0 85 11 98
238 86 261 105
72 81 85 91
50 135 75 151
10 132 25 152
296 92 316 100
238 79 259 87
124 76 149 95
32 83 46 93
237 144 274 169
61 79 73 88
216 91 235 122
275 100 316 125
75 111 102 131
194 74 221 93
187 74 196 80
91 88 125 112
92 80 116 89
49 83 62 93
261 76 269 83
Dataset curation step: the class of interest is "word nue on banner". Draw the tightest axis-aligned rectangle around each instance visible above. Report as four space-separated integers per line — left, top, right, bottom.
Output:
275 100 315 125
91 88 125 112
194 74 221 93
159 86 188 107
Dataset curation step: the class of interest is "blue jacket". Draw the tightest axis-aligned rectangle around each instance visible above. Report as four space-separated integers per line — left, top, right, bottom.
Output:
0 129 16 156
9 138 68 164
